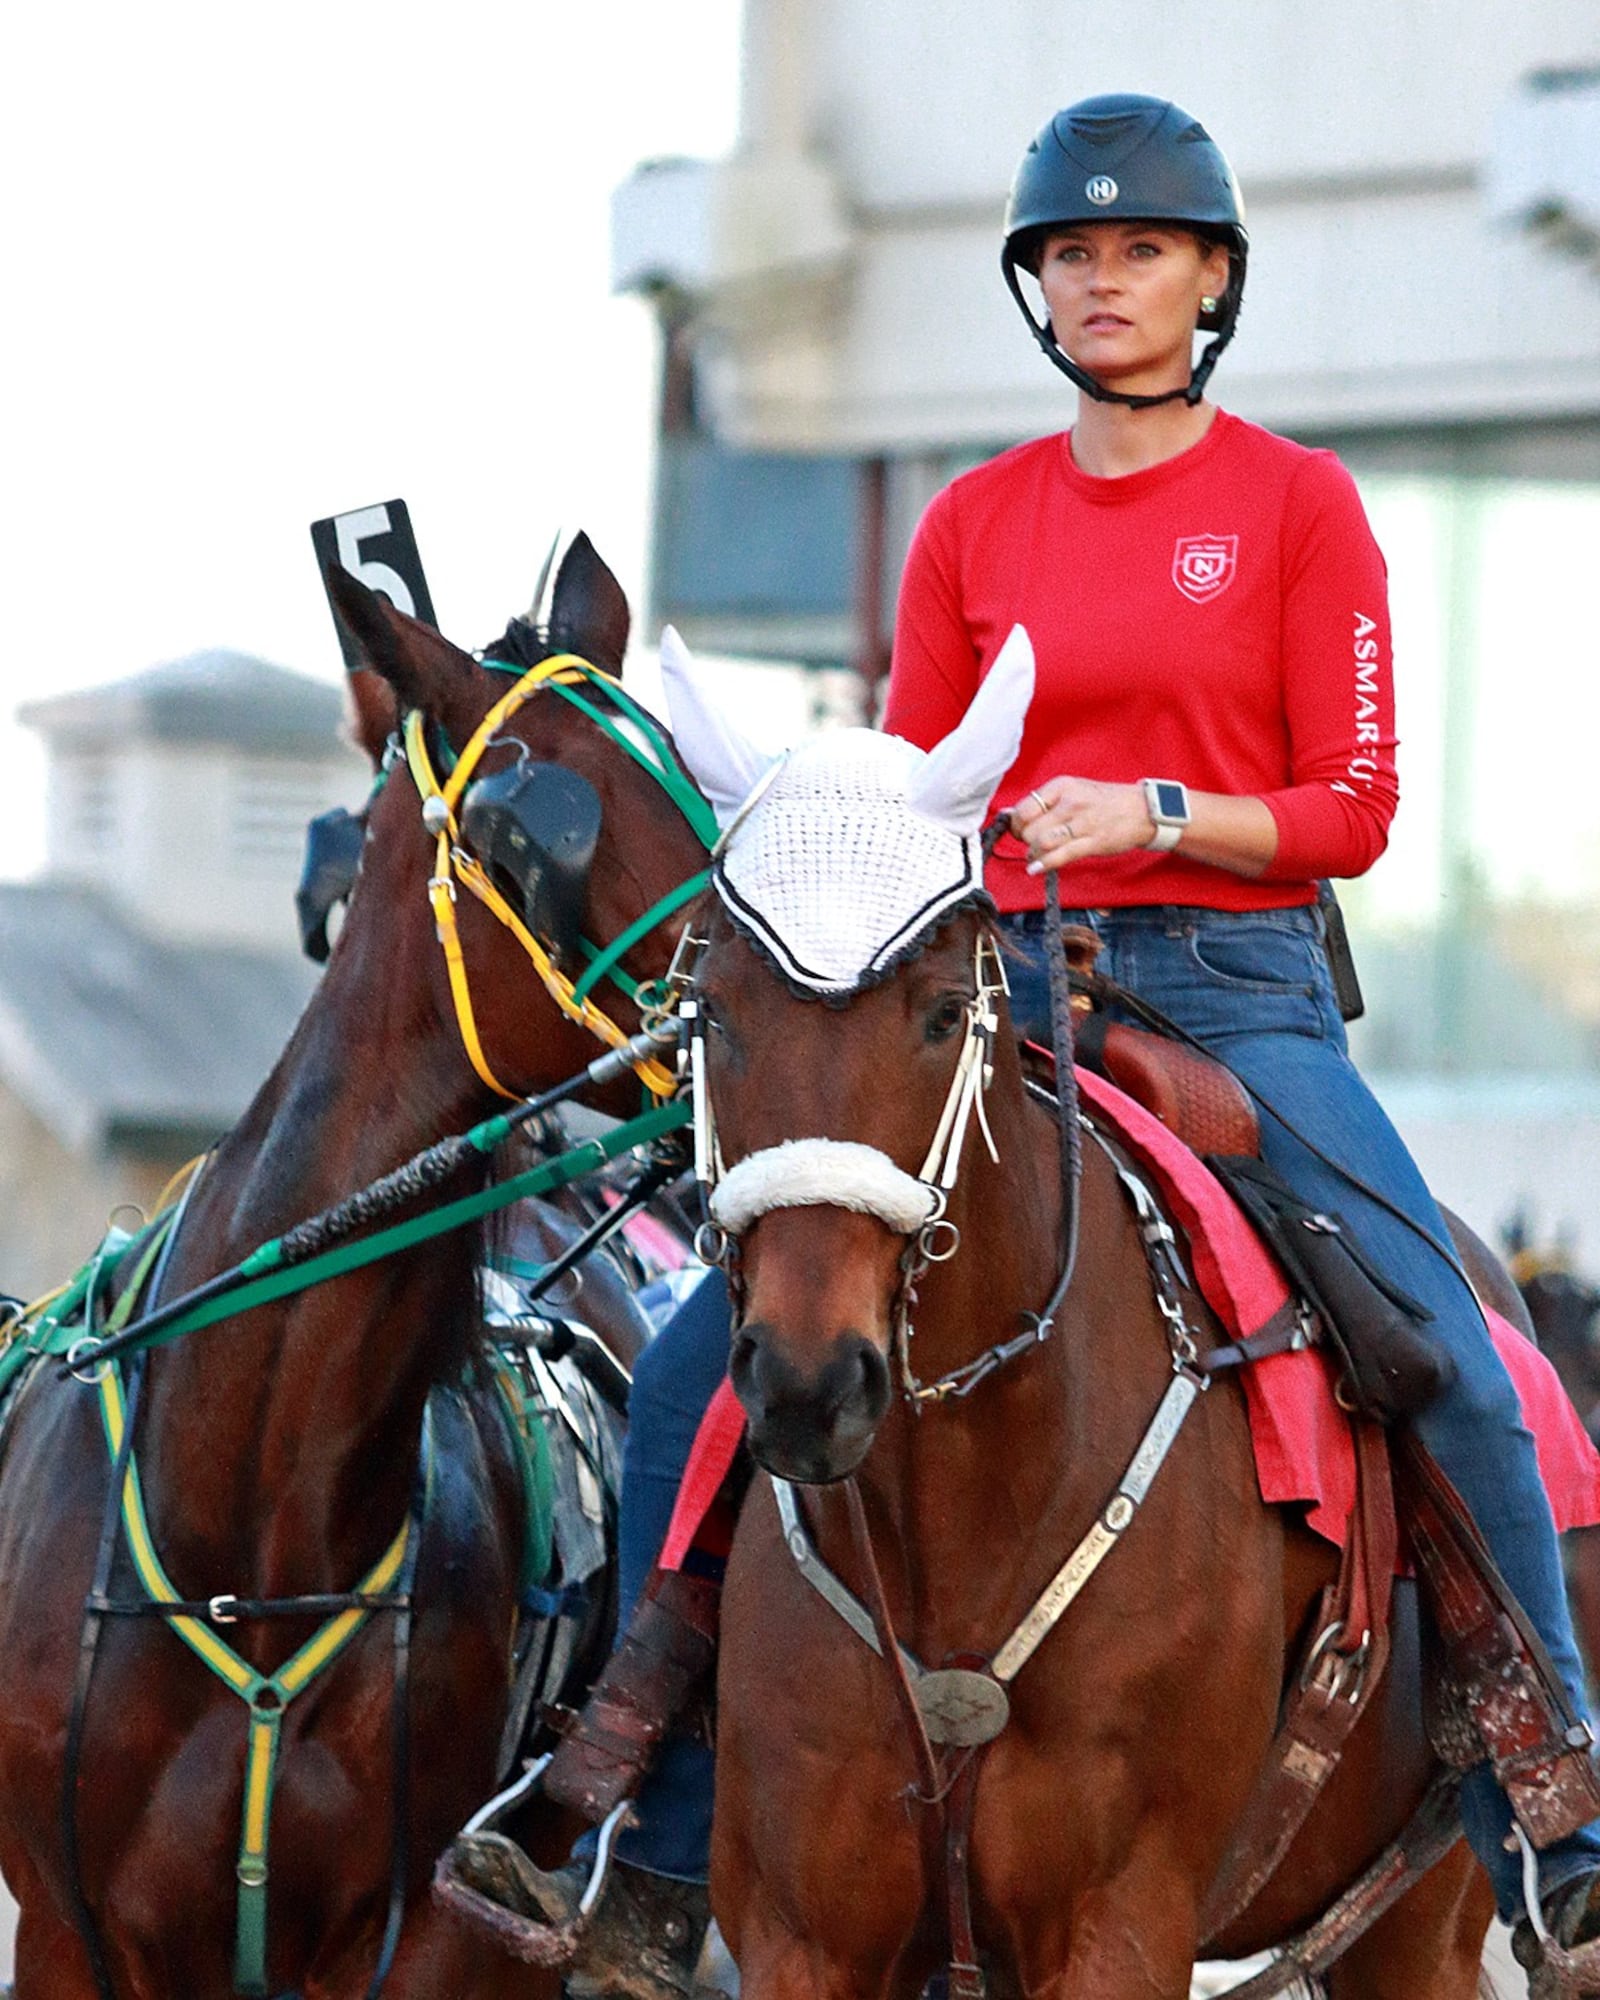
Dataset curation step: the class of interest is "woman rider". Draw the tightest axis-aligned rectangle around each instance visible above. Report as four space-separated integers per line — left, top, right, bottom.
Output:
452 93 1600 1991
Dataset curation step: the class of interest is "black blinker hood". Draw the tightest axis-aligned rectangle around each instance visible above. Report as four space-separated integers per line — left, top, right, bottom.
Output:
295 805 367 964
460 761 603 968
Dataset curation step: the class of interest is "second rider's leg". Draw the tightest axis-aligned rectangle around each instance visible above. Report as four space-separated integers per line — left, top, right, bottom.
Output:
450 1270 734 1996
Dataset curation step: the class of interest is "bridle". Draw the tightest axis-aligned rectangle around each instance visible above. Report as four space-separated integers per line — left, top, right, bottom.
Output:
403 650 717 1102
679 922 1077 1405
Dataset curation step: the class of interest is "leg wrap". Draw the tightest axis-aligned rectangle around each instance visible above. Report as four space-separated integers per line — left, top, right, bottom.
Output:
543 1567 721 1823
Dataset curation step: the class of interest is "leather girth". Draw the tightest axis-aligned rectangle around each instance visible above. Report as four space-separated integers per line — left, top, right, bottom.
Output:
1202 1423 1600 1958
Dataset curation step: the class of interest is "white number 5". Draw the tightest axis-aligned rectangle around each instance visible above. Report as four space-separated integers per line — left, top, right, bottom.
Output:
334 504 416 617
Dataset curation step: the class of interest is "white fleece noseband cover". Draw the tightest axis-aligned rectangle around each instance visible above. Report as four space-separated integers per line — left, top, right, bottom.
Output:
708 1139 940 1236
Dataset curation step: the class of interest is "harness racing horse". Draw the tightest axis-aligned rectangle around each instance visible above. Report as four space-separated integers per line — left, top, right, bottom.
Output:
0 541 713 1999
658 630 1498 2000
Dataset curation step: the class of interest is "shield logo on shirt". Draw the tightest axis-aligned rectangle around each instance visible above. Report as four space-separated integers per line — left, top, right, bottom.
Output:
1172 534 1239 605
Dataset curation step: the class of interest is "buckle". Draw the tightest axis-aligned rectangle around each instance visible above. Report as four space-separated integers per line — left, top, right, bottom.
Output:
208 1594 240 1625
1301 1620 1370 1705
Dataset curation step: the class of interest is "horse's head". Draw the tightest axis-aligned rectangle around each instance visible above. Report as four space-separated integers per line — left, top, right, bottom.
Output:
322 539 715 1115
664 625 1036 1483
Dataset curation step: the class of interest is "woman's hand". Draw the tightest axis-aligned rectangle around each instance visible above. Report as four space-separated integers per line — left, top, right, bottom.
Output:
1008 778 1279 879
1008 778 1155 872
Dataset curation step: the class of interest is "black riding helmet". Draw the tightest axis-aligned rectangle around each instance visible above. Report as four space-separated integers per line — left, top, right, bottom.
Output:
1001 93 1249 409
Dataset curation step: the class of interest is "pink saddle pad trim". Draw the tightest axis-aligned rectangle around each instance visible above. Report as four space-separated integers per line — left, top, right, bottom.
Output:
660 1068 1600 1568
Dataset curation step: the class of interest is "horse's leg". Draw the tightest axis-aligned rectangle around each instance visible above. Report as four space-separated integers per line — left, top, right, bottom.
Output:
1322 1843 1494 2000
1004 1845 1206 2000
9 1897 107 2000
733 1906 899 2000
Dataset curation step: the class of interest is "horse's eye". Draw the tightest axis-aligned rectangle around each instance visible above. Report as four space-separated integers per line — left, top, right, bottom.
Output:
925 995 968 1043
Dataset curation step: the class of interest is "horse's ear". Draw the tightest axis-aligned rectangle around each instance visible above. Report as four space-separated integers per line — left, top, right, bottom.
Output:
905 625 1035 834
323 565 480 730
658 625 777 823
344 669 399 769
548 532 631 674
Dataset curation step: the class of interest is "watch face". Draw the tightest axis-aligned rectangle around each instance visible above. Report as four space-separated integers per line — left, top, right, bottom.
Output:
1151 781 1188 822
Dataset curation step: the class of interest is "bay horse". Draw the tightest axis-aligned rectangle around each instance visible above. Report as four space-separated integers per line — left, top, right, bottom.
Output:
0 540 713 1999
655 630 1500 2000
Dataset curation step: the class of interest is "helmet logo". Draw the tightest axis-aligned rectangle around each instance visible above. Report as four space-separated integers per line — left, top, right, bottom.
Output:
1085 176 1118 206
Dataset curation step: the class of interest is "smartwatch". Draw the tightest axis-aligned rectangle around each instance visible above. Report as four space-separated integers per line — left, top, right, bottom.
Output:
1140 778 1191 852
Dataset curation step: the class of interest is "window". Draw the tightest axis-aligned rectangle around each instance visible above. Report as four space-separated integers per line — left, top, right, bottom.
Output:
229 761 331 876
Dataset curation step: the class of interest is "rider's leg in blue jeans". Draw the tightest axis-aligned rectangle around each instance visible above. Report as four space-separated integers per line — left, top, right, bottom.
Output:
1002 902 1600 1920
603 1268 732 1883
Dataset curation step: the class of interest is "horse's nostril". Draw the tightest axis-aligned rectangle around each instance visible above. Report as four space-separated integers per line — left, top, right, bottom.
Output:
852 1335 891 1418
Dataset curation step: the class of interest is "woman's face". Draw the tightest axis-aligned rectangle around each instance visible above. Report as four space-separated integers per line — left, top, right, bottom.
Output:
1036 221 1231 399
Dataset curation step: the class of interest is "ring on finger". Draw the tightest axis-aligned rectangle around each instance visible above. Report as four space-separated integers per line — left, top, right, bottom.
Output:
1028 788 1050 815
1062 820 1076 840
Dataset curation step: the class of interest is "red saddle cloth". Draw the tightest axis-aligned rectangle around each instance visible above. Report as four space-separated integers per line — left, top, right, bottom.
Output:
661 1067 1600 1567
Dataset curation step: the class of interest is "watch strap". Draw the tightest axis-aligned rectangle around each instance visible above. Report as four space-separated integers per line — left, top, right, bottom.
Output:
1141 778 1190 852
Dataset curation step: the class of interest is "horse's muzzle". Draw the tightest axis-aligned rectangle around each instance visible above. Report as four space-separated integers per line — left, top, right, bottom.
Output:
731 1323 891 1484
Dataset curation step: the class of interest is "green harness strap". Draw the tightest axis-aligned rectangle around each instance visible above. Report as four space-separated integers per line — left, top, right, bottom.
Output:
93 1362 431 1998
46 1099 689 1373
472 654 718 1016
60 1186 567 1994
488 1348 557 1595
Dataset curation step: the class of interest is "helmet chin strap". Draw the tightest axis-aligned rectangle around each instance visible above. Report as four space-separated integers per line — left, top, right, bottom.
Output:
1001 256 1229 410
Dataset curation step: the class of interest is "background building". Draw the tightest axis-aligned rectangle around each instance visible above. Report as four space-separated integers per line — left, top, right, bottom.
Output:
0 655 365 1296
612 0 1600 1261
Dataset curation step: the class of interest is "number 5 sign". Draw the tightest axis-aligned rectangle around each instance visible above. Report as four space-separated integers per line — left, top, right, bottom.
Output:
311 499 438 669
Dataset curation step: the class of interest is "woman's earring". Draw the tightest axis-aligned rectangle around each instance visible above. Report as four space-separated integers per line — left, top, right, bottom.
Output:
1200 295 1218 315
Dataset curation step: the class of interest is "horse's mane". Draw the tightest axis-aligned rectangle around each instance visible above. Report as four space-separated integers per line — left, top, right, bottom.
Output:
480 613 627 679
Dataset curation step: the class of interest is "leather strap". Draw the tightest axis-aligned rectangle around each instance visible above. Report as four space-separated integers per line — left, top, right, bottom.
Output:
1199 1298 1315 1377
1198 1419 1397 1944
541 1566 720 1822
1207 1771 1463 1998
1396 1431 1600 1847
943 1750 987 2000
844 1480 943 1802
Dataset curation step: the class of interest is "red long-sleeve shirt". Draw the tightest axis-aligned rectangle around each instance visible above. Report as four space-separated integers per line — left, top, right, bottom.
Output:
883 410 1399 913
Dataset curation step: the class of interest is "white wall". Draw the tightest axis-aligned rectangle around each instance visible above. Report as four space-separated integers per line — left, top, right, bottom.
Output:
44 739 368 953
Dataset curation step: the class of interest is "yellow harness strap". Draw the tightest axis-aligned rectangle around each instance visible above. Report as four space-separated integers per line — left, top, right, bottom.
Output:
403 656 676 1102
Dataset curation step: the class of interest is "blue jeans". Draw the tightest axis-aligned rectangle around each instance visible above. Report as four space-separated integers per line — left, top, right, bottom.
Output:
602 1270 729 1881
612 901 1600 1917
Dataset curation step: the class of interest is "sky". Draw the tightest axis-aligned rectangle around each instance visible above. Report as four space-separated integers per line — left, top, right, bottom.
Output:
0 0 745 876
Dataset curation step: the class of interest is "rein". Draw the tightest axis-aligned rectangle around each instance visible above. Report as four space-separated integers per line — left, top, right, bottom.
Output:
62 1074 688 1379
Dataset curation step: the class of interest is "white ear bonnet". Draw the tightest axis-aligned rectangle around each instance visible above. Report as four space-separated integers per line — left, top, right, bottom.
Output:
659 626 1036 997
